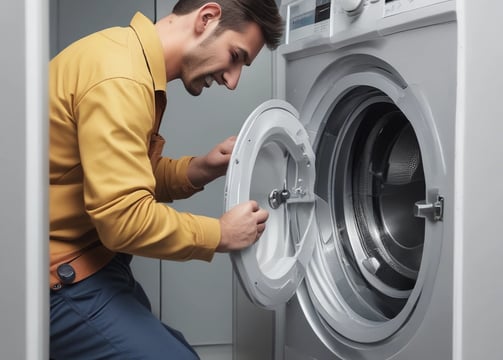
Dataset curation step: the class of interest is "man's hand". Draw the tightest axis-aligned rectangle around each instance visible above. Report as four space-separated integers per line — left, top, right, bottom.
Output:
217 200 269 252
187 136 236 188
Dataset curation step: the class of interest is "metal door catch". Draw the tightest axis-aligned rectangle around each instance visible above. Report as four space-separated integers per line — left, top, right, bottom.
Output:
414 193 444 221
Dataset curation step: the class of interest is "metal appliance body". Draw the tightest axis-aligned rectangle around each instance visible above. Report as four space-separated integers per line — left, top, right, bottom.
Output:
226 1 458 359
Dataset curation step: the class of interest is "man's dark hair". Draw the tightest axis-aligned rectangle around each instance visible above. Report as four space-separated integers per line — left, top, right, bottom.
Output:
172 0 284 50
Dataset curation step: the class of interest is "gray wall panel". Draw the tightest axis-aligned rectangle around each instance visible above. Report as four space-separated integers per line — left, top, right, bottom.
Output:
157 0 274 348
51 0 155 57
159 48 274 346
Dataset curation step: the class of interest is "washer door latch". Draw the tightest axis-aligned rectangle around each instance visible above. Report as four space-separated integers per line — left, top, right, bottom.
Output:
268 189 291 209
414 189 444 222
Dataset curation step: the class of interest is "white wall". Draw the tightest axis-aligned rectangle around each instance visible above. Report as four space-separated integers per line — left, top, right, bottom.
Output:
0 0 49 359
454 1 503 359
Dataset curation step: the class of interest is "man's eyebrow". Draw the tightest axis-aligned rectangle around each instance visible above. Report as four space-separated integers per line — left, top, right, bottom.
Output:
238 48 251 66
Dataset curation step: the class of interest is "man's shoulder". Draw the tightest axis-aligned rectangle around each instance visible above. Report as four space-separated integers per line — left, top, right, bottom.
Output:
77 26 143 74
52 26 152 92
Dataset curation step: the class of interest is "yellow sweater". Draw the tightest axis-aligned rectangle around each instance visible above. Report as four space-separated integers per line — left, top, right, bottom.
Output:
49 13 220 286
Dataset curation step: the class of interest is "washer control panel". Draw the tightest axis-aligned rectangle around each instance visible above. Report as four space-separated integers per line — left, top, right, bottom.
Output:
283 0 454 45
285 0 332 44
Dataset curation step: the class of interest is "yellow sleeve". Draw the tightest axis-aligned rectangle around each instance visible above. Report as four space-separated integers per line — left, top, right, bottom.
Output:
76 78 220 261
153 155 204 202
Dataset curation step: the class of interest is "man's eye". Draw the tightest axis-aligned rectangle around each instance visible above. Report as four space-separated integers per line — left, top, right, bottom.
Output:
231 52 238 62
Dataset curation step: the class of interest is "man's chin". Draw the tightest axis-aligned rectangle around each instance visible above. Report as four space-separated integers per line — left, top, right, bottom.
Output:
185 85 203 96
183 80 203 96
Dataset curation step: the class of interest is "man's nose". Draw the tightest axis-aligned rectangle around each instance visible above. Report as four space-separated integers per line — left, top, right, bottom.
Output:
223 65 242 90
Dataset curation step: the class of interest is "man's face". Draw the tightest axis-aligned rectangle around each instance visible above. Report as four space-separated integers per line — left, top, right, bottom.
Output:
180 21 265 96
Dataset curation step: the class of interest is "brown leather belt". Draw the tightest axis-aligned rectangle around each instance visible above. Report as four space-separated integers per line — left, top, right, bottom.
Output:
50 243 115 290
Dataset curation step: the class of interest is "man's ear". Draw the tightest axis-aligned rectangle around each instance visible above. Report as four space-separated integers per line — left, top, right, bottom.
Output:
194 3 222 34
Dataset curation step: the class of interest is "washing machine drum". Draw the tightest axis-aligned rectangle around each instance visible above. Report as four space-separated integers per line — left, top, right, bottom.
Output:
313 87 426 323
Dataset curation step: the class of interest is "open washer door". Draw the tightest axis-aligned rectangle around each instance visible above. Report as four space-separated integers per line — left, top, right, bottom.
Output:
224 99 319 309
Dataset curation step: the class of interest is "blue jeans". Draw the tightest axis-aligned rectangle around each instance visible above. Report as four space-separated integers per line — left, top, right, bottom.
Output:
50 253 199 360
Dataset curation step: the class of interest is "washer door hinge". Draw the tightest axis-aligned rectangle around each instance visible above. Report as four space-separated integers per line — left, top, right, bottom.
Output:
414 189 444 222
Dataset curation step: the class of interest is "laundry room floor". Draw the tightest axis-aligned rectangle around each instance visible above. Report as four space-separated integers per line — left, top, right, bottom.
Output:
194 344 232 360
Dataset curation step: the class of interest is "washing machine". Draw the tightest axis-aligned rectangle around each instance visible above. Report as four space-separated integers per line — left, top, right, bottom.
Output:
225 0 457 359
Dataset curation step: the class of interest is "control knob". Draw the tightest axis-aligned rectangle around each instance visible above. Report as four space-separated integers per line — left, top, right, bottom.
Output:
341 0 364 15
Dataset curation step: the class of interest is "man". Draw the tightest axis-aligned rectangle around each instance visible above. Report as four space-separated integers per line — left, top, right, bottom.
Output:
49 0 283 358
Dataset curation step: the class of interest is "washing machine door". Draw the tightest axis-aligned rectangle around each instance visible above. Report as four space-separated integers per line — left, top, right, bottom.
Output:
224 99 318 309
